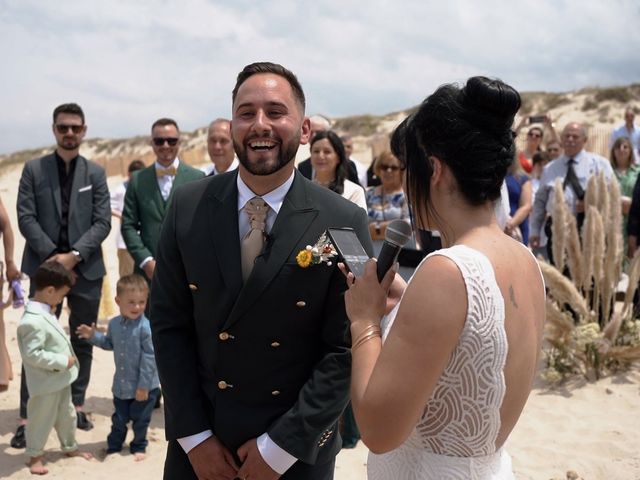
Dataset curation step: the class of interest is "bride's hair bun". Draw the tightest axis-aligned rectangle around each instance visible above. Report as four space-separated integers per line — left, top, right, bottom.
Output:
392 76 521 207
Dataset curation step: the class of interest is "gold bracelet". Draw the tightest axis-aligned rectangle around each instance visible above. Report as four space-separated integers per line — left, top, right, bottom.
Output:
352 325 381 352
351 324 379 344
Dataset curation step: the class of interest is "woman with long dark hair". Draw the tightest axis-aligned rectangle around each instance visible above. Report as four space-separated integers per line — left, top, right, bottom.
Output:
342 77 545 479
309 130 366 210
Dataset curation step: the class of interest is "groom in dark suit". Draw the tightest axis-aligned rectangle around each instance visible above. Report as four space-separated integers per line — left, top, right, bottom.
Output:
13 103 111 445
151 62 372 480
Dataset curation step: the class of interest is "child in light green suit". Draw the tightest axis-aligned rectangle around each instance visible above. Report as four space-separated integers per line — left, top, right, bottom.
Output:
17 261 92 475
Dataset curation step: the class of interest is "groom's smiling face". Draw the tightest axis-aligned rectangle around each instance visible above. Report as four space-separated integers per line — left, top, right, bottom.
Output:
231 73 310 177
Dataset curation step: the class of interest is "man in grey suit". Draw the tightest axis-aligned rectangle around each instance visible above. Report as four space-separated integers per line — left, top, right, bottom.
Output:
12 103 111 447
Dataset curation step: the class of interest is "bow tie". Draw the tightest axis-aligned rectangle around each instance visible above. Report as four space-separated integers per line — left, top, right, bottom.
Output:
156 166 177 177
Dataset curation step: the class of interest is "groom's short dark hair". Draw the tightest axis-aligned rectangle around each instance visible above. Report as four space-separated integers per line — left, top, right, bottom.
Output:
232 62 306 111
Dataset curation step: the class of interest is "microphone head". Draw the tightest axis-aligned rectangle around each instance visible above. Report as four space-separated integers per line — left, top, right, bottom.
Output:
385 219 412 247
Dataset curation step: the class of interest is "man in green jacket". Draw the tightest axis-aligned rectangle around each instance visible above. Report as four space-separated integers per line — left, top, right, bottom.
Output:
121 118 205 282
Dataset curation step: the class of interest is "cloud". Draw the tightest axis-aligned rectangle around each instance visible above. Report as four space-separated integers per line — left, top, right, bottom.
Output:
1 0 639 154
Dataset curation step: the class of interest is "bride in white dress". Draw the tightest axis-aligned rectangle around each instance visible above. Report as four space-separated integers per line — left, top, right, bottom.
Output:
342 77 546 479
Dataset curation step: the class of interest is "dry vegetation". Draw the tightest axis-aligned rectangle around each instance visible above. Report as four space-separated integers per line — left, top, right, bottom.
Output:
541 174 640 382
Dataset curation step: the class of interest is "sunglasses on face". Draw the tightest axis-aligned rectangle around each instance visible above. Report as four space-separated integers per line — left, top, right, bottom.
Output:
153 137 179 147
379 164 401 172
55 124 84 134
527 132 542 138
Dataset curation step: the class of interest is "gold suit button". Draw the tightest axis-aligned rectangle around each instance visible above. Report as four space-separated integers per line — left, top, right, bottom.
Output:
271 390 280 396
219 332 230 341
218 381 230 390
270 341 280 348
296 301 306 308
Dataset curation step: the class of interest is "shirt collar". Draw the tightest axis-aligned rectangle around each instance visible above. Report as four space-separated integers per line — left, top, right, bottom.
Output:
563 150 586 164
213 157 239 175
119 314 143 325
27 300 52 316
154 158 180 171
236 171 295 215
54 151 78 169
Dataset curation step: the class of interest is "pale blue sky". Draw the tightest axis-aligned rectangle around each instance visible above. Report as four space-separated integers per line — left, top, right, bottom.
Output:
1 0 638 154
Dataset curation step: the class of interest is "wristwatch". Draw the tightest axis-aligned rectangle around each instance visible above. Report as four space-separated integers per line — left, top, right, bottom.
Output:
71 250 82 263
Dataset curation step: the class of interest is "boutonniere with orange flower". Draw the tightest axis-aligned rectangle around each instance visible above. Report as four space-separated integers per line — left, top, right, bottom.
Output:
296 232 337 268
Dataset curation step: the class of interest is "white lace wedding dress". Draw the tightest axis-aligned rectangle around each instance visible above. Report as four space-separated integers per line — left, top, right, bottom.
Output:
367 245 515 480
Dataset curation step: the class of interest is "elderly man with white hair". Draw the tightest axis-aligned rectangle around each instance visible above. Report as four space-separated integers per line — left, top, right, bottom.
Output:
530 122 613 264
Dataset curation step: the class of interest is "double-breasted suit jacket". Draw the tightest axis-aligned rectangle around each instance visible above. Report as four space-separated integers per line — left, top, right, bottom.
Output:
17 153 111 283
150 170 373 479
121 162 205 274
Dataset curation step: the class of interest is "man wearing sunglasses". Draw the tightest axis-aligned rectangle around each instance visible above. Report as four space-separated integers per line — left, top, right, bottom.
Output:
121 118 204 284
14 103 111 446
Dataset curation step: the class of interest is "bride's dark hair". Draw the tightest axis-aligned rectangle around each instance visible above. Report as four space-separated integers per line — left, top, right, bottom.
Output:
391 76 520 229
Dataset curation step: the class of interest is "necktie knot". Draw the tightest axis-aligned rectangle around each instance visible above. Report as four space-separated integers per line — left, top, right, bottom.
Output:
241 197 270 281
157 166 177 177
245 197 268 231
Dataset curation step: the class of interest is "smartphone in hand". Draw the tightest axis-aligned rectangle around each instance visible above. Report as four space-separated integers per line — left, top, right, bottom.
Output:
326 228 370 277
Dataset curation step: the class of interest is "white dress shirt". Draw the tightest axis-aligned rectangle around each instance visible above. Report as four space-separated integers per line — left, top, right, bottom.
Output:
155 158 180 201
530 150 613 236
178 170 298 475
201 157 240 176
110 181 127 249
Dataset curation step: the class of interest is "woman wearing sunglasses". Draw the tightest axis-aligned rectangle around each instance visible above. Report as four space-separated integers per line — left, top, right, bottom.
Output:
366 151 409 241
515 114 559 174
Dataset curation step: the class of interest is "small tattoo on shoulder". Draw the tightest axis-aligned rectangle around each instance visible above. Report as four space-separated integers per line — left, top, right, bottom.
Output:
509 285 518 309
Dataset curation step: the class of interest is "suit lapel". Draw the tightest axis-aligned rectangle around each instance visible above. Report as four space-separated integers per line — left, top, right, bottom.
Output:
44 155 62 218
208 173 243 299
68 156 86 218
140 165 167 217
223 172 318 329
25 304 72 349
167 162 192 205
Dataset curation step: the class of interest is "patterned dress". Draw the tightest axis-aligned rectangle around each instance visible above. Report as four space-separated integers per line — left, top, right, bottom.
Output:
368 245 515 480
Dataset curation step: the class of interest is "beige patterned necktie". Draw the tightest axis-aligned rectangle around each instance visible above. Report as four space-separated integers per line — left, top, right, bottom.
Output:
241 197 269 281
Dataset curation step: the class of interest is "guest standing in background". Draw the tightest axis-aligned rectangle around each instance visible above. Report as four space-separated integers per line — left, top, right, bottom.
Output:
365 151 409 241
609 137 639 255
610 106 639 163
14 103 111 446
111 159 145 278
504 155 532 244
0 195 20 392
309 130 367 210
121 118 204 284
201 119 239 176
515 115 559 173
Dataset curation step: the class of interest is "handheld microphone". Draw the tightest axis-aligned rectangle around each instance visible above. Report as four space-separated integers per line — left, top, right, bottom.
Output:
376 220 412 281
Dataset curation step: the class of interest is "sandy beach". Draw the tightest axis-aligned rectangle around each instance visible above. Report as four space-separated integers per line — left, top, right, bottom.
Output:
1 163 639 479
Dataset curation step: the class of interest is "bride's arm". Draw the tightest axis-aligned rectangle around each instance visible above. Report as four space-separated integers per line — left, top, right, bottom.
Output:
344 256 467 454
